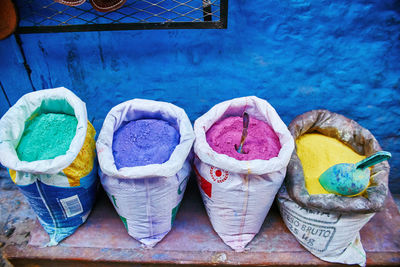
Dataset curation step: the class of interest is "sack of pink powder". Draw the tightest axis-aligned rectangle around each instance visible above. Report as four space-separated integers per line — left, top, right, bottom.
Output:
193 96 294 251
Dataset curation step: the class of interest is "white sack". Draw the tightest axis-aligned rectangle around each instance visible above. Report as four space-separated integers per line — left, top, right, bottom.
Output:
277 186 374 266
193 96 294 251
0 87 98 246
96 99 195 247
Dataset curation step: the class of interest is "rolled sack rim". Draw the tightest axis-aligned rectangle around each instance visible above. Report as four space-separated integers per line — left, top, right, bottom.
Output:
0 87 88 174
286 109 390 214
193 96 295 175
96 98 195 179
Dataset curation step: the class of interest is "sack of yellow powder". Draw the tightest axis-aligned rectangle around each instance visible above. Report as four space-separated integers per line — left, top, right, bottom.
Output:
193 96 294 252
277 109 390 266
0 87 98 246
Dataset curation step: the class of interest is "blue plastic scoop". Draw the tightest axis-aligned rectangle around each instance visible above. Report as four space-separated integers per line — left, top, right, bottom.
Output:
235 112 249 154
318 151 391 196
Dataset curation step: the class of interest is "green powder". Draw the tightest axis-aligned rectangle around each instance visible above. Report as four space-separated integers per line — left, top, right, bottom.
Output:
16 113 78 162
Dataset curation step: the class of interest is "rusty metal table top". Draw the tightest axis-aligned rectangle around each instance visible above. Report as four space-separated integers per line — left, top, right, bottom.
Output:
4 178 400 266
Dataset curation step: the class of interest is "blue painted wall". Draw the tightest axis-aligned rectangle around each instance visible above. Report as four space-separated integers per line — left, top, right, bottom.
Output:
1 0 400 192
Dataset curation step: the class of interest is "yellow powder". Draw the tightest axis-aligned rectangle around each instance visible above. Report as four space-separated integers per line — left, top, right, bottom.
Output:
296 133 366 195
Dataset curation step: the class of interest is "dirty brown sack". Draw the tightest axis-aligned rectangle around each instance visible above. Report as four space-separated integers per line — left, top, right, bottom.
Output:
277 109 390 266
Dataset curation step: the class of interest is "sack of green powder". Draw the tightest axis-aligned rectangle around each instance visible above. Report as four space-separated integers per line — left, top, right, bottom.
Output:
277 109 390 266
193 96 294 252
96 99 195 247
0 87 98 246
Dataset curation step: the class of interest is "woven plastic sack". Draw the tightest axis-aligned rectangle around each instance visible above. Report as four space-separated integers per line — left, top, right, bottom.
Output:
193 96 294 251
96 99 195 247
277 109 390 266
0 87 98 246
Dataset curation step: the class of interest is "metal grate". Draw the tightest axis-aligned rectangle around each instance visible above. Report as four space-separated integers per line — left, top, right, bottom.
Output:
15 0 228 33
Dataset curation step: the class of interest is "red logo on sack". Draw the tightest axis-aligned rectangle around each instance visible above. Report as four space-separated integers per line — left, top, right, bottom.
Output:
210 167 229 183
194 165 212 198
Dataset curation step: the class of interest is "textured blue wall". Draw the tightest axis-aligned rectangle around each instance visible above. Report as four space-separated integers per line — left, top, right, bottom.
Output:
0 0 399 192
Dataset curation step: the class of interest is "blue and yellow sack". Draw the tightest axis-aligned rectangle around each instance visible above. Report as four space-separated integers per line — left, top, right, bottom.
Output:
0 87 98 246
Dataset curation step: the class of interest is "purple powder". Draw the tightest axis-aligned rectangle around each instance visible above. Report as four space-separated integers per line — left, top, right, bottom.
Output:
112 119 180 169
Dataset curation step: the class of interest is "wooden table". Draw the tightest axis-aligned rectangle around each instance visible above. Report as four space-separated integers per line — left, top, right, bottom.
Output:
4 178 400 266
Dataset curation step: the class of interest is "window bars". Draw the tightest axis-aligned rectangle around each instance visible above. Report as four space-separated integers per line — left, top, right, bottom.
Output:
15 0 228 33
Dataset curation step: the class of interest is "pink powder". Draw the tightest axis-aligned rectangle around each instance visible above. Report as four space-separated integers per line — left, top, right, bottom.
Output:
206 116 281 161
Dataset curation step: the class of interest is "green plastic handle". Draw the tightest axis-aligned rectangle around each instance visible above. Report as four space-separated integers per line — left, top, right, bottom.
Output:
355 151 392 170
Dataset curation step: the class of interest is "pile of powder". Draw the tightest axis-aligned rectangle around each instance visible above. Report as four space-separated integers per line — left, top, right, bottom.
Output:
206 116 281 161
16 113 78 162
112 119 180 169
296 133 366 195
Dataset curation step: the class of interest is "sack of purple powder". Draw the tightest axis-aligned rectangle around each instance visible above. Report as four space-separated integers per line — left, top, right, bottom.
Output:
193 96 294 251
96 99 195 247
